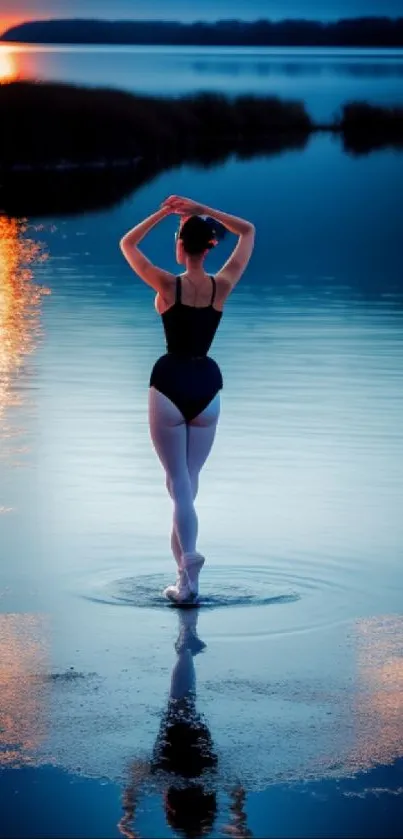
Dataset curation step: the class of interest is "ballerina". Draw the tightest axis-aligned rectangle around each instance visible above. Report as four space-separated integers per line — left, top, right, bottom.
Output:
120 195 255 603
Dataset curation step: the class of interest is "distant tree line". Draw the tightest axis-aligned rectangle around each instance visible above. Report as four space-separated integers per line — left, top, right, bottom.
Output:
2 17 403 47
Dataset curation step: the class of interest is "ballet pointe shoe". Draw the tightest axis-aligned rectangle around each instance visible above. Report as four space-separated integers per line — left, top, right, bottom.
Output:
182 551 205 597
163 552 205 605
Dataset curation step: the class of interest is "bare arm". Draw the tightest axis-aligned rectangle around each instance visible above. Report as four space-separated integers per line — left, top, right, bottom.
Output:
202 204 254 237
201 203 255 287
119 206 174 293
161 195 255 289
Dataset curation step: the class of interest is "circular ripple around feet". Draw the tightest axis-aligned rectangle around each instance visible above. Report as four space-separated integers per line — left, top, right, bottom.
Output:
83 563 356 626
86 572 299 610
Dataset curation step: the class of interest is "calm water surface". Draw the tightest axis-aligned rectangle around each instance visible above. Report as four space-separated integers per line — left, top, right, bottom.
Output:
1 43 403 119
1 130 403 836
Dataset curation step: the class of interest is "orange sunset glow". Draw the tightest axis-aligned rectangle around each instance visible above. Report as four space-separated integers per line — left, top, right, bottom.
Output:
0 17 27 37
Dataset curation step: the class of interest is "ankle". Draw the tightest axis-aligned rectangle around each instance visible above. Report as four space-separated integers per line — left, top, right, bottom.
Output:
182 551 204 564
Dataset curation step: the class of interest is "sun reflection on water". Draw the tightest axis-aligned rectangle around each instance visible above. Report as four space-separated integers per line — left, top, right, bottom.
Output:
0 216 50 471
0 613 49 766
0 47 17 82
351 615 403 771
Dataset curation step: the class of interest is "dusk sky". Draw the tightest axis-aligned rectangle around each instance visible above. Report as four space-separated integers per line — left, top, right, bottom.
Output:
1 0 402 35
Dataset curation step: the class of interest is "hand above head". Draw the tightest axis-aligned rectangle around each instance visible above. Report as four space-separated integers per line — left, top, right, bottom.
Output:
160 195 207 216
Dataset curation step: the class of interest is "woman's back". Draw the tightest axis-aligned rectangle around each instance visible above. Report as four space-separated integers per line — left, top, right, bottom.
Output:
161 275 222 358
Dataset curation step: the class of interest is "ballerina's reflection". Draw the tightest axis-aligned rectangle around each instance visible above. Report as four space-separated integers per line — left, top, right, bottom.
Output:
118 609 252 839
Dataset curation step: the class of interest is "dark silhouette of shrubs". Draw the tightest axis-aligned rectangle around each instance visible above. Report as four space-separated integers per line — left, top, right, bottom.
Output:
0 81 313 169
1 81 402 169
337 102 403 153
233 95 311 133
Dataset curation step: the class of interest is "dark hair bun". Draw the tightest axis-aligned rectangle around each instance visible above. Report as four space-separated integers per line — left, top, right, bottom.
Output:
179 215 226 255
202 216 227 242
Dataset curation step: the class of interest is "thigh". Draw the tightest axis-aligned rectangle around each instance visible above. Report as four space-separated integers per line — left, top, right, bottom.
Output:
186 393 220 477
148 387 188 477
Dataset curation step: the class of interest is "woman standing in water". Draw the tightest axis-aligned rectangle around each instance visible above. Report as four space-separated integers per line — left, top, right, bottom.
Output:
120 195 255 603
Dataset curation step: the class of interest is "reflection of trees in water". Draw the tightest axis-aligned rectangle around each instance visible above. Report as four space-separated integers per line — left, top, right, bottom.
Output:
342 62 403 78
191 61 243 77
0 614 49 766
119 609 252 839
0 134 309 219
277 62 403 79
0 126 401 219
186 58 403 80
0 216 50 471
0 166 155 218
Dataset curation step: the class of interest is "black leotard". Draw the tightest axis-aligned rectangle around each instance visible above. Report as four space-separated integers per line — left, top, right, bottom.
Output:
149 275 223 422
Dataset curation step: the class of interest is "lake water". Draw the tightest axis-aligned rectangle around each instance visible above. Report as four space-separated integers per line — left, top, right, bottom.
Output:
1 43 403 119
1 48 403 839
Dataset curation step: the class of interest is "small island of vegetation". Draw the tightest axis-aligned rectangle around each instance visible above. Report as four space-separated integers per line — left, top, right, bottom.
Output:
0 81 402 216
1 81 403 169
